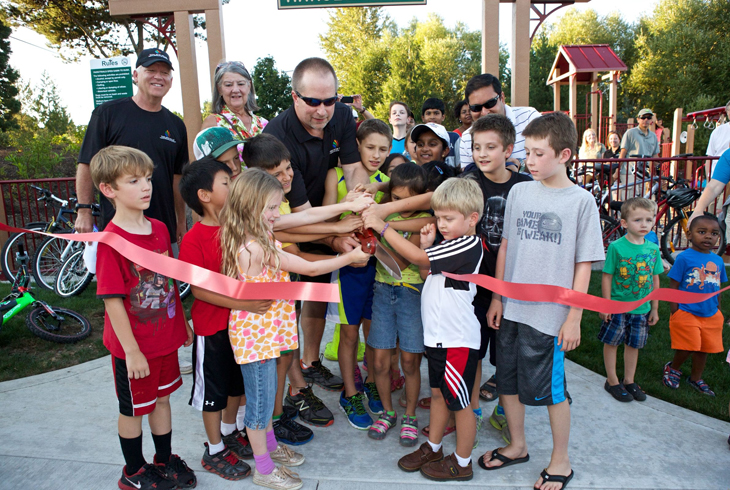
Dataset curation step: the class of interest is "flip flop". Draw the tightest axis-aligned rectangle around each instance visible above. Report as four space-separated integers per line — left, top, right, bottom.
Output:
477 449 529 471
417 397 431 410
421 424 456 437
534 469 574 490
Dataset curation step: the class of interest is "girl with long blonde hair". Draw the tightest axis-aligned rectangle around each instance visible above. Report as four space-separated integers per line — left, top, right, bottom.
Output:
578 128 606 160
219 169 369 489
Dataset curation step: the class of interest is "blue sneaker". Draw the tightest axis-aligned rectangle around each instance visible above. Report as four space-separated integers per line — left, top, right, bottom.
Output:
339 392 372 430
363 381 384 414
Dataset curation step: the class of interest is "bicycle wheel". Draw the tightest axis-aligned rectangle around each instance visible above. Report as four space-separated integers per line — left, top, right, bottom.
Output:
26 305 92 343
179 281 191 301
661 215 727 264
1 222 47 282
600 214 624 254
55 248 94 298
31 233 76 290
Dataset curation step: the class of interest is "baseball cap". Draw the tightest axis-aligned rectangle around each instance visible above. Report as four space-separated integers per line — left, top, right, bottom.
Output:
136 48 174 70
637 108 654 117
193 127 241 160
411 122 450 150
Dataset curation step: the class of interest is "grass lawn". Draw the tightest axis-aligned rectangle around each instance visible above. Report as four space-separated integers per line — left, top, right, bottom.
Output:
0 282 193 382
570 271 730 422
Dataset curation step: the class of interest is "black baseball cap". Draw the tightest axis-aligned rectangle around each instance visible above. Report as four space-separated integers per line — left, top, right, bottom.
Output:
136 48 174 70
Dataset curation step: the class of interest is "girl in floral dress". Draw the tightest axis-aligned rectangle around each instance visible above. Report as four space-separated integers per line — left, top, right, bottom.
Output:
219 169 369 490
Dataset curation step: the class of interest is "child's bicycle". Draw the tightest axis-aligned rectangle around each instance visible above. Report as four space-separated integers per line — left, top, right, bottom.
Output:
0 244 91 343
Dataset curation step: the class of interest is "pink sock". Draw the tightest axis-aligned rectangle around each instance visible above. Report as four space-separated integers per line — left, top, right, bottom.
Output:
254 452 275 475
266 429 278 453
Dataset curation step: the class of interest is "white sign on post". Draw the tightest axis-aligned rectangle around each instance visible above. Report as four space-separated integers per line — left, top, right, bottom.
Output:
90 57 133 107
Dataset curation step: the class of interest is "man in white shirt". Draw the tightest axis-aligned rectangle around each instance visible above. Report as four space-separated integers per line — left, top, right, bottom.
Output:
706 100 730 178
459 74 540 171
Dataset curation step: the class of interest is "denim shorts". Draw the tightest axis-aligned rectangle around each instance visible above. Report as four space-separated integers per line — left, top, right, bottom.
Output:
597 313 649 349
367 281 424 353
239 358 277 430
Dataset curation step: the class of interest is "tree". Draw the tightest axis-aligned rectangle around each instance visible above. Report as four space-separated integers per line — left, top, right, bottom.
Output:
251 56 292 120
0 19 20 136
0 0 227 61
17 72 73 135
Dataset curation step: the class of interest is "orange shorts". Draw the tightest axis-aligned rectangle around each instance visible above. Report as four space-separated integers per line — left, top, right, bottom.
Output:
668 309 724 353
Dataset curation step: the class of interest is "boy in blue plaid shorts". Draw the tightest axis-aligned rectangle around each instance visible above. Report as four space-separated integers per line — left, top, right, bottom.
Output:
599 198 663 402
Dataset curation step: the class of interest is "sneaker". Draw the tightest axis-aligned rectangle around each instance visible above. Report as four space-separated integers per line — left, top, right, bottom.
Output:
119 463 177 490
154 454 197 489
368 411 397 440
398 441 444 472
473 412 483 449
274 414 314 446
301 355 344 391
270 444 305 467
222 429 254 460
284 385 334 427
400 415 419 447
363 381 384 414
252 465 303 490
623 381 647 401
179 359 193 375
354 364 364 393
339 391 373 430
604 381 633 402
663 361 681 389
489 405 511 445
686 377 716 396
420 453 473 482
282 405 298 421
201 443 250 480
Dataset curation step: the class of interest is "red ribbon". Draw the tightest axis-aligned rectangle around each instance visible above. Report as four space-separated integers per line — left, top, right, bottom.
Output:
0 224 339 303
444 272 729 315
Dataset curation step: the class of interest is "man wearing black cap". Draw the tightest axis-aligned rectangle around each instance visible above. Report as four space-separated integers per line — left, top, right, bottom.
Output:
75 48 188 245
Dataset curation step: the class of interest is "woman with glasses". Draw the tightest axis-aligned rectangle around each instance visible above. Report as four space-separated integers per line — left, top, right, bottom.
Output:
202 61 268 142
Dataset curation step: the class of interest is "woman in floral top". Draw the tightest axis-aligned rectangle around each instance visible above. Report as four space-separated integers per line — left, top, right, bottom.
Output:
202 61 268 148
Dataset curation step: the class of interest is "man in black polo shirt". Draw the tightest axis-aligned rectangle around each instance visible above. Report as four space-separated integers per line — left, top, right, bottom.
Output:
264 57 370 398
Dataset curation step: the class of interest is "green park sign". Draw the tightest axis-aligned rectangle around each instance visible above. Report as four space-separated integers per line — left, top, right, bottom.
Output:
90 57 133 107
278 0 426 8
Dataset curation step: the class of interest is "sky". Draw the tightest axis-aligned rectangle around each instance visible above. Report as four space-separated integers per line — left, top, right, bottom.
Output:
7 0 660 125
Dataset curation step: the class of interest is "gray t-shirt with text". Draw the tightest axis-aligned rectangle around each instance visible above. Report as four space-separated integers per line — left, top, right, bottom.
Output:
501 181 605 336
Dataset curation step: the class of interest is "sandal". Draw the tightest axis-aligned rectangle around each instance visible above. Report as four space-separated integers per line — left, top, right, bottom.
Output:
534 469 574 490
417 397 431 410
421 424 456 437
477 449 529 471
398 390 408 408
390 369 405 392
479 375 497 402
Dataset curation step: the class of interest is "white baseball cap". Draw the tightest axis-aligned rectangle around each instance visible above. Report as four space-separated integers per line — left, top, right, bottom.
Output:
411 122 450 150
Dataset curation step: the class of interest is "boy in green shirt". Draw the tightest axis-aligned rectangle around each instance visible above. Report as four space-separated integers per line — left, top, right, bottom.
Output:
599 197 663 402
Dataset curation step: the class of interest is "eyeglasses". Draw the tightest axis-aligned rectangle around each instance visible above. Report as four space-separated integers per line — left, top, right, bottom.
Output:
295 91 338 107
639 114 653 120
469 94 501 113
215 61 249 75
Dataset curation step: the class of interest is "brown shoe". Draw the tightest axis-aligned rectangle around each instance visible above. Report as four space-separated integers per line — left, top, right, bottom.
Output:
397 442 444 472
420 453 473 482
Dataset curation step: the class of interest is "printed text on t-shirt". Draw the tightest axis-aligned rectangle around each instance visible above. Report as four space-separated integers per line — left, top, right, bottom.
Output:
516 210 563 245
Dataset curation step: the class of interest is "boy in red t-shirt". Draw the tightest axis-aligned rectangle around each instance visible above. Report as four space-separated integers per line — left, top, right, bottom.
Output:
92 146 196 490
178 157 274 480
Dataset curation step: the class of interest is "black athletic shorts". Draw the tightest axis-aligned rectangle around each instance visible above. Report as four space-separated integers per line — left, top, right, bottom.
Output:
189 329 245 412
426 346 479 412
496 319 567 407
298 243 333 284
474 303 496 365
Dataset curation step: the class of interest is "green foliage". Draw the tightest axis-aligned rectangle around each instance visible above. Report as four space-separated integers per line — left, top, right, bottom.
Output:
251 56 292 120
17 72 73 135
320 8 504 129
0 19 20 137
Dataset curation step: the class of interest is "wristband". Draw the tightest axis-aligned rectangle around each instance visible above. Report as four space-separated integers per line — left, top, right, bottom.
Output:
75 203 94 210
380 223 389 237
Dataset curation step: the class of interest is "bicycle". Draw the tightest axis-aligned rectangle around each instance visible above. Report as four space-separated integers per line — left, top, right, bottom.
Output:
0 244 91 343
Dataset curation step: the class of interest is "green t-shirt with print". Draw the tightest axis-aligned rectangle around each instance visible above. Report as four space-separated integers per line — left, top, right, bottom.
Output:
603 235 664 314
375 212 431 285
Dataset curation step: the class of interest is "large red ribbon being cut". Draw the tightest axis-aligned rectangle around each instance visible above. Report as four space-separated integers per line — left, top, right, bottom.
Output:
444 272 729 315
0 224 339 303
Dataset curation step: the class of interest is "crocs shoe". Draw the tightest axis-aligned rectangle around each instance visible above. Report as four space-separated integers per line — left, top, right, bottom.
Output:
154 454 196 489
623 381 647 401
662 361 681 389
686 377 716 396
400 415 419 447
201 443 250 481
363 381 384 414
604 381 633 402
368 411 397 440
339 391 372 430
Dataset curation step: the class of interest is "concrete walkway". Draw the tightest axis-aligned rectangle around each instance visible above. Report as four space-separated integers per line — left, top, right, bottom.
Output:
1 322 729 490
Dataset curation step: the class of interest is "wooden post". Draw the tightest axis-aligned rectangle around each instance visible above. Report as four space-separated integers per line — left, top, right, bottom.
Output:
569 74 577 124
205 7 226 88
511 0 530 105
671 108 683 178
481 0 500 76
590 73 599 131
609 71 618 131
684 125 695 180
552 70 561 112
174 10 202 158
0 187 8 246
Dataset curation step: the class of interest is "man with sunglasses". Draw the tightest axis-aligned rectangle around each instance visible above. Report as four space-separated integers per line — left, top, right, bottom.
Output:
618 109 660 199
459 73 540 172
264 57 372 401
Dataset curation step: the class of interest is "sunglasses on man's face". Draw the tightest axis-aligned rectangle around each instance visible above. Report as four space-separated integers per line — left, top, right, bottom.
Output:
295 91 338 107
639 114 653 120
469 94 501 113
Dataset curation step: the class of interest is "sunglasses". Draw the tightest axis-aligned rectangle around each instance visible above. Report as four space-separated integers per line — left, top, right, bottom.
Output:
469 94 501 113
295 91 338 107
639 114 653 120
215 61 249 75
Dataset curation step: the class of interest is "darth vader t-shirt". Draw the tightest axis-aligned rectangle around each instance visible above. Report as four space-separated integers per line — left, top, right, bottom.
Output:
462 169 532 308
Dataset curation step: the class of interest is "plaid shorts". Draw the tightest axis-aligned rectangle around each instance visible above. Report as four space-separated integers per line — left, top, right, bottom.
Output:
598 313 650 349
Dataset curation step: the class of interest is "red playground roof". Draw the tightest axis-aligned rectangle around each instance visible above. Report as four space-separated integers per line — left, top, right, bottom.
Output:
547 45 627 85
